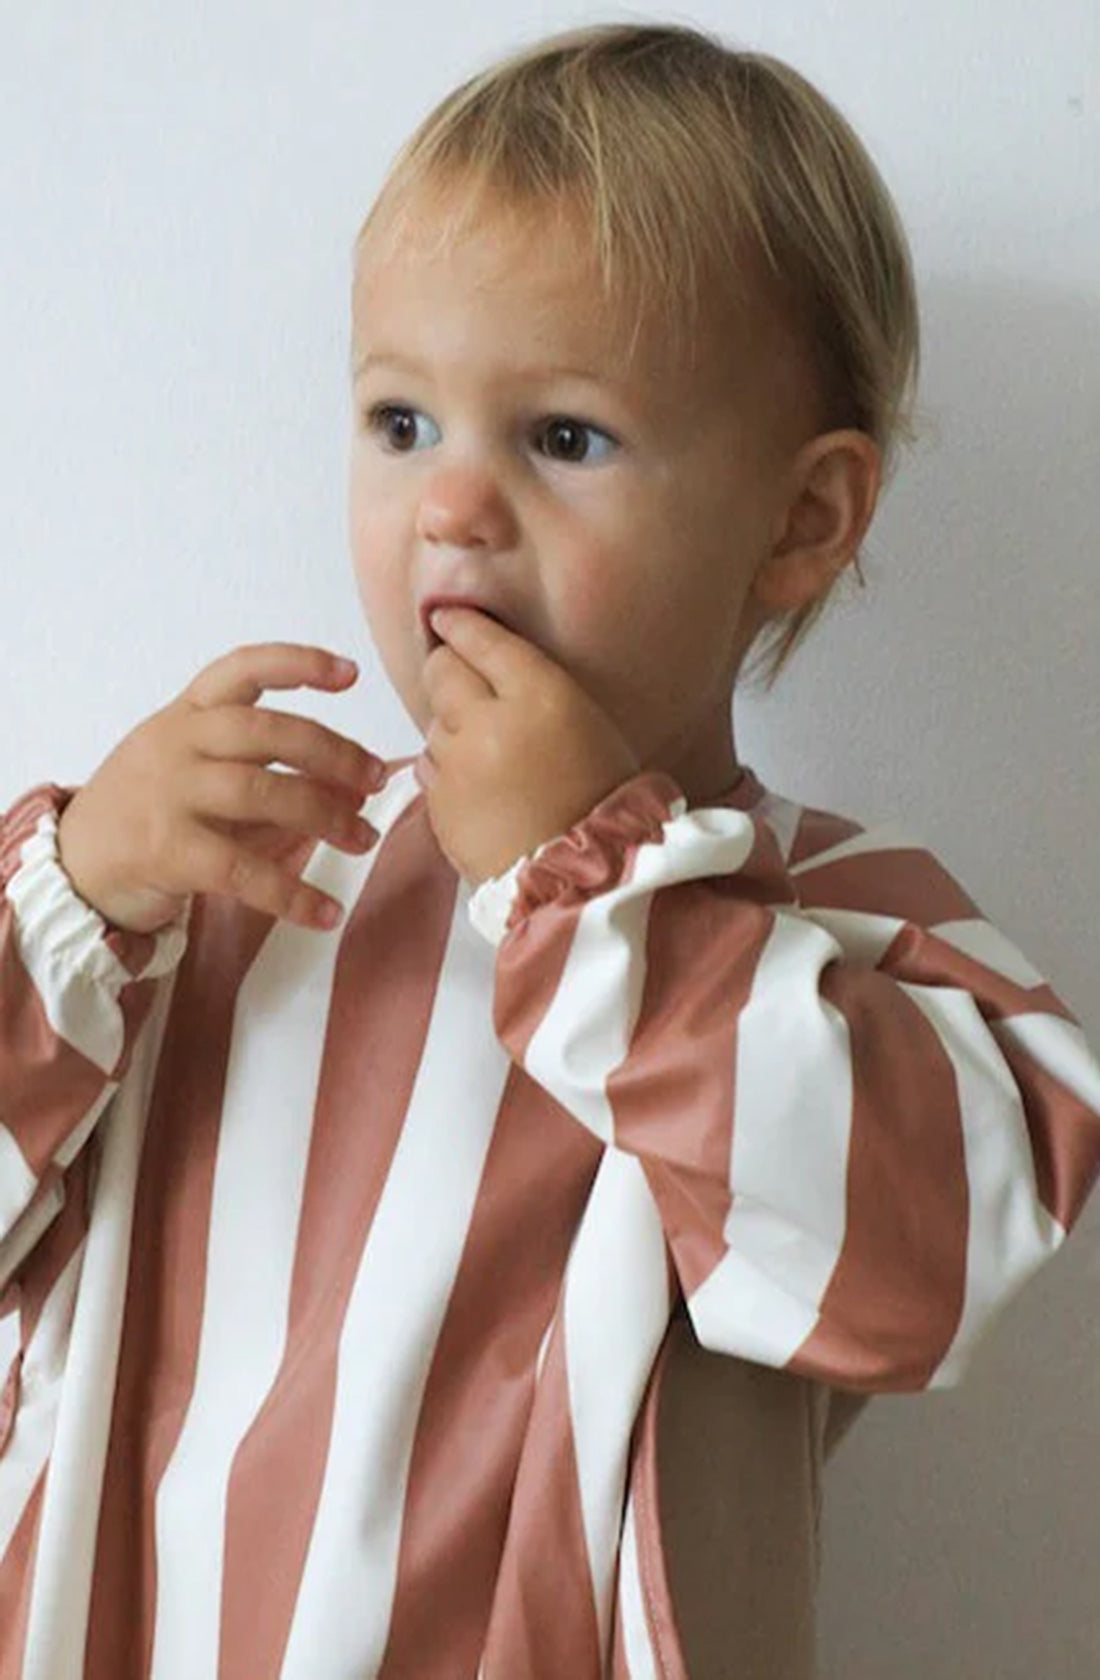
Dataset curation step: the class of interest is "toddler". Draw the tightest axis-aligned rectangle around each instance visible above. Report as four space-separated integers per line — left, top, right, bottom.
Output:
3 22 1100 1680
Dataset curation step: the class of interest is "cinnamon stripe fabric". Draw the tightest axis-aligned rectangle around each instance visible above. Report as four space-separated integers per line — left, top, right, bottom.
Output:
2 763 1099 1677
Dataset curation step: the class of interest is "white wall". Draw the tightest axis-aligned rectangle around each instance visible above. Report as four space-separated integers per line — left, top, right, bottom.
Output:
3 3 1098 1673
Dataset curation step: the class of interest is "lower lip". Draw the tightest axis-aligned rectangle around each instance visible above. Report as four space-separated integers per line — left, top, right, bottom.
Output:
423 608 507 643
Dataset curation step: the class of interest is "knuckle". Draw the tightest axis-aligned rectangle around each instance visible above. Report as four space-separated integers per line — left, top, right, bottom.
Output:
247 765 276 810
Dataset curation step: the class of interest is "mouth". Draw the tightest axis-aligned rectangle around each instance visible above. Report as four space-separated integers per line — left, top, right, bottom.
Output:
420 598 511 651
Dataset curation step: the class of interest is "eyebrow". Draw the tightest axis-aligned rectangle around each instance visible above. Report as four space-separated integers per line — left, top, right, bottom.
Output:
350 348 620 390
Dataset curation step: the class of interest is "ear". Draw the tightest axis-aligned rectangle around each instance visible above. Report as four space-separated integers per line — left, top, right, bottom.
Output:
750 429 882 615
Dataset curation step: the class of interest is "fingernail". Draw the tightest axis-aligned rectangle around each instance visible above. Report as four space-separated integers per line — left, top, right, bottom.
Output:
334 656 358 677
317 900 343 928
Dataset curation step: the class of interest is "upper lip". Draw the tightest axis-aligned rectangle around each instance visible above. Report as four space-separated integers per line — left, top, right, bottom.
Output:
419 593 512 644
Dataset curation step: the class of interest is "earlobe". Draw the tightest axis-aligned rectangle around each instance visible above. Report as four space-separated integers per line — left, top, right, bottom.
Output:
751 429 881 614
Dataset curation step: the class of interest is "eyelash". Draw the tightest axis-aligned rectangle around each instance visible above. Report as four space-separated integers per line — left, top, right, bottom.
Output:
362 403 619 465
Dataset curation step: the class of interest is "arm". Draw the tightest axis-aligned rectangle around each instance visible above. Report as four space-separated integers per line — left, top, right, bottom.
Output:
0 646 388 1295
469 772 1100 1392
0 784 186 1291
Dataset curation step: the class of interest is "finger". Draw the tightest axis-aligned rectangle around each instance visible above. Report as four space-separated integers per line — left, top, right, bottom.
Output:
421 641 495 723
190 761 378 856
184 643 360 709
427 606 547 699
185 828 350 930
191 706 386 799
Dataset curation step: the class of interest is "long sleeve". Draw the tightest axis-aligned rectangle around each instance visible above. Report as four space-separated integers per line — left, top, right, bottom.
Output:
468 771 1100 1392
0 784 186 1292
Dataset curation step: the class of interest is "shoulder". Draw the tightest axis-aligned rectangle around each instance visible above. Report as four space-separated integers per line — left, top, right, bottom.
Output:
750 783 980 929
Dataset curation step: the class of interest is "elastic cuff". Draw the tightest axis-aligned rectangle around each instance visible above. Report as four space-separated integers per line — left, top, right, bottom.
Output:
5 789 188 988
468 771 684 946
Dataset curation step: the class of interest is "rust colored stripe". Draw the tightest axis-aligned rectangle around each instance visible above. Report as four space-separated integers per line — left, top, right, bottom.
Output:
492 895 578 1064
0 789 69 884
82 894 276 1679
880 923 1075 1024
791 963 968 1390
608 1599 631 1679
479 1317 604 1678
609 875 754 1174
996 1037 1100 1229
12 1145 95 1350
608 829 782 1298
787 805 863 869
218 805 460 1678
376 1071 602 1680
0 1468 46 1680
793 845 978 923
492 777 680 1060
639 1161 728 1302
0 902 112 1175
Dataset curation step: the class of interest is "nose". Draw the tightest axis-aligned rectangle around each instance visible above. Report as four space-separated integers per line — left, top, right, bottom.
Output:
415 463 519 551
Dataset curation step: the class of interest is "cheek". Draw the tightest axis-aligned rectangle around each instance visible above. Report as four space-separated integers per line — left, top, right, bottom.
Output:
348 471 401 607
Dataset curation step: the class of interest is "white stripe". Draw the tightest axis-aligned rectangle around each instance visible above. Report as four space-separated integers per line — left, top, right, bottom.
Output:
890 987 1065 1387
522 808 758 1145
563 1150 670 1661
0 1173 64 1297
618 1493 658 1680
688 1234 821 1365
280 892 508 1679
149 840 372 1680
0 1242 85 1563
802 907 905 968
0 1124 39 1249
994 1012 1100 1120
21 973 177 1680
0 1084 115 1288
363 760 422 835
691 913 852 1364
787 821 917 876
931 918 1046 990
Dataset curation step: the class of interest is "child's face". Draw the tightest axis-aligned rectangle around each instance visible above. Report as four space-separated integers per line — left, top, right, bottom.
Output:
348 185 821 801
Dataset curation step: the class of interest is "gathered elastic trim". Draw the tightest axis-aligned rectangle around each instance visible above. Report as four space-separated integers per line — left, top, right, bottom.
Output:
467 771 685 946
5 791 188 990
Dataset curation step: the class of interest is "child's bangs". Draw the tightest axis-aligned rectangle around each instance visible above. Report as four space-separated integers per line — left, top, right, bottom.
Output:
359 71 770 364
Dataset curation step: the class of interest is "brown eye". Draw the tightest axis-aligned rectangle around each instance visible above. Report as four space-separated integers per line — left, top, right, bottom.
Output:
367 405 440 453
538 417 617 465
543 418 587 461
384 409 415 450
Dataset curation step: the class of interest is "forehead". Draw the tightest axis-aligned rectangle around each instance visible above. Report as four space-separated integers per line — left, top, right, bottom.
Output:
351 178 822 441
353 184 657 378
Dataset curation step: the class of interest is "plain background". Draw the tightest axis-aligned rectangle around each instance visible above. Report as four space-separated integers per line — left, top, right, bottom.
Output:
2 3 1098 1674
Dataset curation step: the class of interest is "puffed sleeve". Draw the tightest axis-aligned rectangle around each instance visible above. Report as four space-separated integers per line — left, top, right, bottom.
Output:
469 771 1100 1391
0 784 186 1291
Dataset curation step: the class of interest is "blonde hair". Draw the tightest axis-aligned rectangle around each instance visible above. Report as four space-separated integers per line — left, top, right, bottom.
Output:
356 22 922 685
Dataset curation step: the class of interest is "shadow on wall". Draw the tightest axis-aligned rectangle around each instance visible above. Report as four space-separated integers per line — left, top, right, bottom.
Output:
815 276 1100 1679
740 273 1099 1020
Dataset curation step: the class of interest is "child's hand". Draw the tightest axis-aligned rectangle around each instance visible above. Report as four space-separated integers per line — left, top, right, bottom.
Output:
57 643 387 934
416 606 640 886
